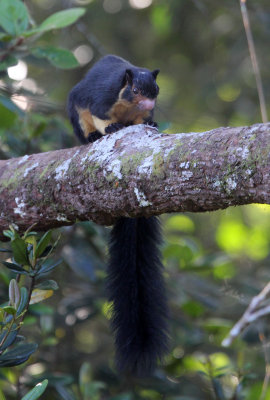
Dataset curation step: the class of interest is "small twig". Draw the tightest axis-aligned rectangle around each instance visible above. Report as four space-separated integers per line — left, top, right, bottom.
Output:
240 0 268 123
222 282 270 347
0 37 24 63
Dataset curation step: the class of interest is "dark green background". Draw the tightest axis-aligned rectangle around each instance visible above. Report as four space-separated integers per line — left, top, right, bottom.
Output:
1 0 270 399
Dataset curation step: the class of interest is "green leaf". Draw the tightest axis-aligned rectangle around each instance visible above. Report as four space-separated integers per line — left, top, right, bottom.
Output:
21 379 48 400
0 102 17 129
0 55 18 71
16 287 28 315
0 0 29 36
79 362 92 389
0 342 37 367
3 306 16 315
25 235 37 246
1 261 28 275
35 280 58 290
9 279 20 308
0 329 17 351
11 237 28 265
35 231 52 258
37 8 85 32
31 46 79 69
24 232 38 239
37 259 62 276
3 230 14 240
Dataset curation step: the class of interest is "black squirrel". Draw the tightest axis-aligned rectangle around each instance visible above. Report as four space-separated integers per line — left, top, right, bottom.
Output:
68 55 168 374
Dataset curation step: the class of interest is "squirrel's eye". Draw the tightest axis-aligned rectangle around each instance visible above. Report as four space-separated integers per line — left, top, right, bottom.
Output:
133 88 139 95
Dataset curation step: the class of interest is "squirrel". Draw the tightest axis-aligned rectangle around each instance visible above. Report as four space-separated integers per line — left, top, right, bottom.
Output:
68 55 168 375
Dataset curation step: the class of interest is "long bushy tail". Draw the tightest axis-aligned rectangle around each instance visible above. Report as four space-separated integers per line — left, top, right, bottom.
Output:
107 216 169 375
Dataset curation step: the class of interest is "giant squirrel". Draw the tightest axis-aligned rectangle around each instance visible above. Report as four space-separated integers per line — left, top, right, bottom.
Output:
68 55 168 374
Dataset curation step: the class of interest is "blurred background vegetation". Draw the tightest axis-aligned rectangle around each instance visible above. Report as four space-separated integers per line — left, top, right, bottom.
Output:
1 0 270 399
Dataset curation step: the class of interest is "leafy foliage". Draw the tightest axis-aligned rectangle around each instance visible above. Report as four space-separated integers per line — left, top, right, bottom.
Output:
21 380 48 400
0 226 62 397
0 0 84 70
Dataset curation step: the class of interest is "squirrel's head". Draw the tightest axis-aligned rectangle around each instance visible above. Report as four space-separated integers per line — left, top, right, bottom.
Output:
120 68 159 111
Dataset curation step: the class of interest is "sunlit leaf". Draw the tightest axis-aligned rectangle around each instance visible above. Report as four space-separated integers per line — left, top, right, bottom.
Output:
246 227 269 260
35 231 52 258
3 306 16 315
165 215 195 233
25 235 37 246
29 289 54 305
216 220 247 253
183 354 208 375
209 352 232 377
37 8 85 32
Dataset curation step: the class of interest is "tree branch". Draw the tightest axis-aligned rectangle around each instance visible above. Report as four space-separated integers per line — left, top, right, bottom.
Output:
0 122 269 238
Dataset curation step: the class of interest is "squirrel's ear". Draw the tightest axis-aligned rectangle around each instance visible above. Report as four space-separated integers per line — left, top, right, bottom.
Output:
152 69 160 79
125 69 133 84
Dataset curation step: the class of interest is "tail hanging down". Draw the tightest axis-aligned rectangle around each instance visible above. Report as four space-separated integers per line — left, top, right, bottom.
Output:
107 216 169 375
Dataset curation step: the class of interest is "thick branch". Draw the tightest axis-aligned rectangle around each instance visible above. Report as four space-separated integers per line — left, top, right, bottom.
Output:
0 122 269 237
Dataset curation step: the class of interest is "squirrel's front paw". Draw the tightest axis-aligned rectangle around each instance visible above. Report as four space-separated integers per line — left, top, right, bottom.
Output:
105 123 125 134
87 131 103 143
145 120 158 128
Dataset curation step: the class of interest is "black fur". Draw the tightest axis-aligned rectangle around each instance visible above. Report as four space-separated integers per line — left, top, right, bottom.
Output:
67 55 159 141
87 131 102 143
68 55 168 375
105 122 125 134
107 217 168 375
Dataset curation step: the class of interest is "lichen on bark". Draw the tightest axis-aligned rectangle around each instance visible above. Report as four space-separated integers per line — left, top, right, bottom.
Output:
0 122 269 239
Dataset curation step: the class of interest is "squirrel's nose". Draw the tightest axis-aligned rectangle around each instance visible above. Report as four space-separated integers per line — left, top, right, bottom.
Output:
138 98 156 111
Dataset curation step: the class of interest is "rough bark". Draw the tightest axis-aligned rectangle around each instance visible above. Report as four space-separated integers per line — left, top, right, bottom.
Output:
0 122 269 239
